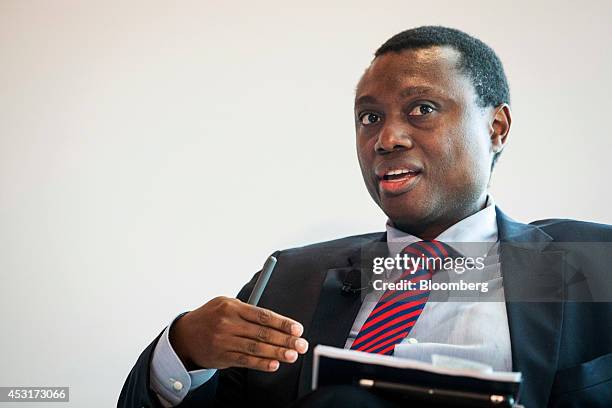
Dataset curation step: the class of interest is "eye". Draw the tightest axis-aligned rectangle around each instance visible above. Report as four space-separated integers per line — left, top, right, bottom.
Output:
408 104 435 116
359 112 381 125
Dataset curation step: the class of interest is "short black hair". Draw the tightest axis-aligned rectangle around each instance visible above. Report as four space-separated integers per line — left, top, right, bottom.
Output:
375 26 510 168
375 26 510 108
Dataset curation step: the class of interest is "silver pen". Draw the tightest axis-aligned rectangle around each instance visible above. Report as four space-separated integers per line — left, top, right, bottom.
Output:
247 256 277 305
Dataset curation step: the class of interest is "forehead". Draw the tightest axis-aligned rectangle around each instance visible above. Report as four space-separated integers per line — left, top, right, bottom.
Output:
356 46 473 102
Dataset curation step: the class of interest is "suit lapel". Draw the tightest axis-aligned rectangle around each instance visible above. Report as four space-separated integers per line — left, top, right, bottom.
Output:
496 207 565 408
296 234 387 398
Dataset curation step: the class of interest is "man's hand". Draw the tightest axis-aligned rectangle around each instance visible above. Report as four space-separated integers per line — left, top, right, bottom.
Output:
170 296 309 372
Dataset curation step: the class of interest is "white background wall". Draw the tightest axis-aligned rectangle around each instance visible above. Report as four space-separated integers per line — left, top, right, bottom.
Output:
1 1 610 406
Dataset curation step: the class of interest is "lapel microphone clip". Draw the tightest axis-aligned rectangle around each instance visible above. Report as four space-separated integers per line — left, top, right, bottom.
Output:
341 267 370 295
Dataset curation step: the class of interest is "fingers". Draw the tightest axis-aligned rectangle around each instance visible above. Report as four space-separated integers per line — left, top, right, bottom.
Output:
223 351 280 372
238 303 304 337
236 320 309 354
226 336 300 363
204 299 309 372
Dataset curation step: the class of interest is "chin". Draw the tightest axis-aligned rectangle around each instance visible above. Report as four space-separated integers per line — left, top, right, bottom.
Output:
381 200 429 228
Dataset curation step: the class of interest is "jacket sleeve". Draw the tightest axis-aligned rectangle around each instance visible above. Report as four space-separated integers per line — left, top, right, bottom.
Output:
117 331 170 408
117 252 278 408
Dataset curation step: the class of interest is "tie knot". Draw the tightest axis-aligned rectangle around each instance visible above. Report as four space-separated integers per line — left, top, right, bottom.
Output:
401 240 456 272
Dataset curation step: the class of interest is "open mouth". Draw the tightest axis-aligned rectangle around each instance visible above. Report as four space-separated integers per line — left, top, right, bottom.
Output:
378 168 422 194
382 169 420 182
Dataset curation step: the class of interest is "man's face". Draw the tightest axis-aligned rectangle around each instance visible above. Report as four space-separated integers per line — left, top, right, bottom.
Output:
355 46 497 236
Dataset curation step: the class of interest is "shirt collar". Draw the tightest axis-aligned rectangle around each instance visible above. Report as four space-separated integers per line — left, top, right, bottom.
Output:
385 196 498 258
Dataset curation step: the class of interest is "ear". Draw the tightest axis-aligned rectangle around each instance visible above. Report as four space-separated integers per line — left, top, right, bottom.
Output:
489 103 511 154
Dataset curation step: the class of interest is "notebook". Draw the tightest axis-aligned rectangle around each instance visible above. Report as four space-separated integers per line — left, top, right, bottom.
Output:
312 345 523 407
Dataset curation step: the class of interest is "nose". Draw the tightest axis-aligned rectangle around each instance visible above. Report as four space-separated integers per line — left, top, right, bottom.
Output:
374 121 413 154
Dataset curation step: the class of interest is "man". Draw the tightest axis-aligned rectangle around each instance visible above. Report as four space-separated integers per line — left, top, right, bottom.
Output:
119 26 612 407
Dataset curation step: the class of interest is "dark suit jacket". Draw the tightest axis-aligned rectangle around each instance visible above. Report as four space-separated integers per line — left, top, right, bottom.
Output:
119 208 612 407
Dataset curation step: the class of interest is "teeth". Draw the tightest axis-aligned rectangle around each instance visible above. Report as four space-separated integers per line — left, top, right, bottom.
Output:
386 169 413 176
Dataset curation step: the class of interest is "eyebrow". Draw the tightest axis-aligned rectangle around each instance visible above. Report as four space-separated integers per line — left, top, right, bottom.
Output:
400 86 438 98
354 86 441 106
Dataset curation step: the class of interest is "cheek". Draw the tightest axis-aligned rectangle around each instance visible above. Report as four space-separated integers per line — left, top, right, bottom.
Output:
420 133 457 185
356 133 376 167
447 126 491 189
356 141 368 174
356 139 377 186
425 128 488 194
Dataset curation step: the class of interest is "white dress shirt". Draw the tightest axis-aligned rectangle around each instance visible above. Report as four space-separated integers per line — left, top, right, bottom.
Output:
150 196 512 406
345 197 512 372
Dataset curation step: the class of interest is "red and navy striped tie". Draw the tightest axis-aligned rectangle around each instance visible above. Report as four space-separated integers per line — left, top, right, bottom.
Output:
350 240 452 355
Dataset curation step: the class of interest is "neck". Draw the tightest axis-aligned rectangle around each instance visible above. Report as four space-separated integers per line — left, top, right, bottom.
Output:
392 195 489 240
